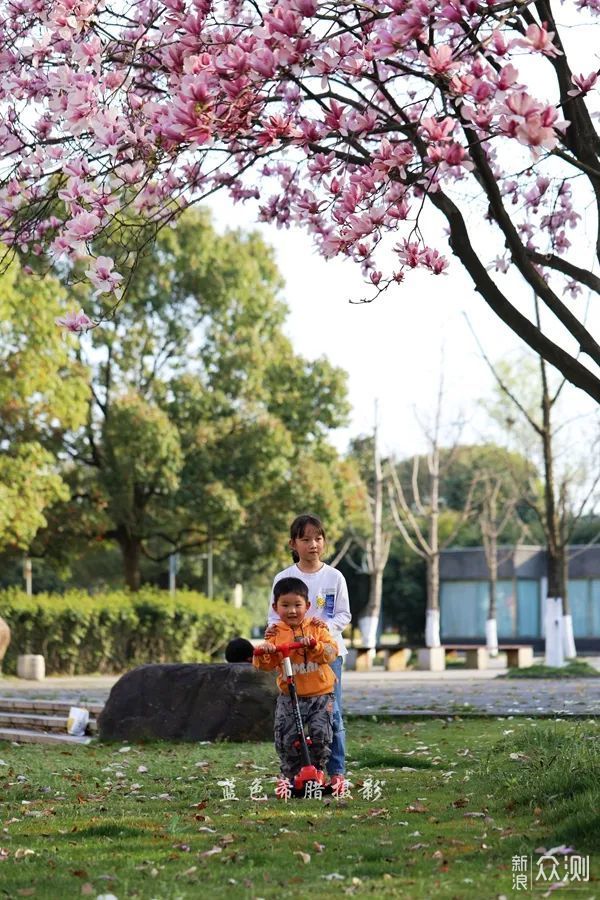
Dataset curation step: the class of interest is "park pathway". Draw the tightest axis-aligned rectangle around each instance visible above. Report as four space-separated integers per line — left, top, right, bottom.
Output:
342 669 600 716
1 664 599 717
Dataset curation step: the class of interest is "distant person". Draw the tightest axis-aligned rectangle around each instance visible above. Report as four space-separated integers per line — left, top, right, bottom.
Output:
225 637 254 663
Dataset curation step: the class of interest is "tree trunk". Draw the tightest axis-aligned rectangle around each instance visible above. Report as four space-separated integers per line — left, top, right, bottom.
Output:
486 554 499 657
425 553 441 647
116 527 142 591
427 447 440 614
426 552 439 614
483 487 499 656
359 418 387 647
359 566 383 647
540 361 568 665
423 440 441 648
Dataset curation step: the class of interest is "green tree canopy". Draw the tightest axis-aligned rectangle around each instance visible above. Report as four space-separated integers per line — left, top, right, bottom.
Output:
0 259 89 552
30 210 353 589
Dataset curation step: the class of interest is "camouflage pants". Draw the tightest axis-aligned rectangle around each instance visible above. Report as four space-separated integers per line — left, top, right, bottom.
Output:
274 692 334 780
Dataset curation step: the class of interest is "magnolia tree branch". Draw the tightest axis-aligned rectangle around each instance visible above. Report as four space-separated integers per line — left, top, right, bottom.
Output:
1 0 600 405
524 251 600 294
431 189 600 402
456 116 600 366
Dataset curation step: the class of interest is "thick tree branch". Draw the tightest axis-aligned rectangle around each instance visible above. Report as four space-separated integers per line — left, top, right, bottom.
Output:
429 188 600 403
525 250 600 295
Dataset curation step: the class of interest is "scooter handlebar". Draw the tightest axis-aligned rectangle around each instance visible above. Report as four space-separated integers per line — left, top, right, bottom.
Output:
254 637 317 657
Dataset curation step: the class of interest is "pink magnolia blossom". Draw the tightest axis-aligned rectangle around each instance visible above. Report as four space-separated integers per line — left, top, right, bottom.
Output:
426 44 458 76
448 71 475 97
85 256 123 294
495 63 520 92
422 248 449 274
420 117 454 142
394 240 422 268
520 22 562 57
55 308 94 333
491 256 510 273
0 0 594 353
489 30 509 56
515 110 565 151
65 211 101 243
263 7 302 37
563 280 582 298
568 72 598 96
427 142 473 171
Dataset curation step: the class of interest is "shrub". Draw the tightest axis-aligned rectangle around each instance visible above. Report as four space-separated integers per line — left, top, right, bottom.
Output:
0 588 250 675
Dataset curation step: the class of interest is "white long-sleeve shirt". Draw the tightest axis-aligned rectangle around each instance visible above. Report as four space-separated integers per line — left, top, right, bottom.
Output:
268 563 351 658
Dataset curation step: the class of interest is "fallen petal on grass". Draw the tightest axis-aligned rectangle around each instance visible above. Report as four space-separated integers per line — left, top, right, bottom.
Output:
199 846 222 858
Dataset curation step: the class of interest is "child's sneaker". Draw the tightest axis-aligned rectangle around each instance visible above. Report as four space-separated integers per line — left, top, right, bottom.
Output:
275 775 293 800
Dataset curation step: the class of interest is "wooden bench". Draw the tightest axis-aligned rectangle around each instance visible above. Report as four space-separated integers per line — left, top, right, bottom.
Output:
442 644 533 670
500 645 533 668
348 643 534 672
348 645 414 672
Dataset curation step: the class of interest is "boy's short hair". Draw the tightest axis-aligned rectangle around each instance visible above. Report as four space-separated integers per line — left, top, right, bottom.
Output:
225 637 254 662
273 576 309 603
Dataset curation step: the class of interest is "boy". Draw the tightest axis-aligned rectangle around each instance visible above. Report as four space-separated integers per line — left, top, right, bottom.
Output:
253 576 338 792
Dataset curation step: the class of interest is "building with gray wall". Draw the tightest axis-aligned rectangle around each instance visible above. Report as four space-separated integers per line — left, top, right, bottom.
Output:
440 546 600 650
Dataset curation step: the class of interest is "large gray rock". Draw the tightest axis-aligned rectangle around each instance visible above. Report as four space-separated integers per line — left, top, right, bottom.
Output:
0 617 10 673
98 663 278 742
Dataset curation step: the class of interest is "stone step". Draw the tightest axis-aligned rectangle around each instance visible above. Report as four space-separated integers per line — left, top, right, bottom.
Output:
0 727 93 746
0 711 97 734
0 697 104 716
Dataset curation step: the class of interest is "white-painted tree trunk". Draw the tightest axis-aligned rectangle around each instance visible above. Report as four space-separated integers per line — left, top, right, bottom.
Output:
485 618 498 657
425 608 440 648
358 615 379 649
562 614 576 659
544 597 565 668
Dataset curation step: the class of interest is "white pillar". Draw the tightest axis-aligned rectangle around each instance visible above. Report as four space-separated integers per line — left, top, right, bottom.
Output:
544 597 565 667
357 615 378 649
207 540 213 599
485 617 498 656
23 557 32 596
232 583 243 608
168 553 177 596
539 576 547 638
562 614 576 659
425 608 440 648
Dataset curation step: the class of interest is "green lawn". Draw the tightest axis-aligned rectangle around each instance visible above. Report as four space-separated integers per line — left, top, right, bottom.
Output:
0 717 598 899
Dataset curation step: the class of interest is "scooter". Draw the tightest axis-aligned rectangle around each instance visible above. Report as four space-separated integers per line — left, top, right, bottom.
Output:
254 638 330 797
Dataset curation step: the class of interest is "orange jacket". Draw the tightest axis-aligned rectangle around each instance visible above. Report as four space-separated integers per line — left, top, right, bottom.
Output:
253 618 337 696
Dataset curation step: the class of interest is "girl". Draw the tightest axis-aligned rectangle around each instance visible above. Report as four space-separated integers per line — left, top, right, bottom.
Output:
266 513 351 790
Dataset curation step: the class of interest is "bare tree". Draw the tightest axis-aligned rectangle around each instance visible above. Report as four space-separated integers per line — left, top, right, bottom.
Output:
478 474 523 656
387 383 475 647
468 309 600 664
347 408 393 648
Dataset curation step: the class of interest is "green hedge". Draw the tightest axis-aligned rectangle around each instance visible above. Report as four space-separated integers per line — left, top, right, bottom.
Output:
0 588 250 675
